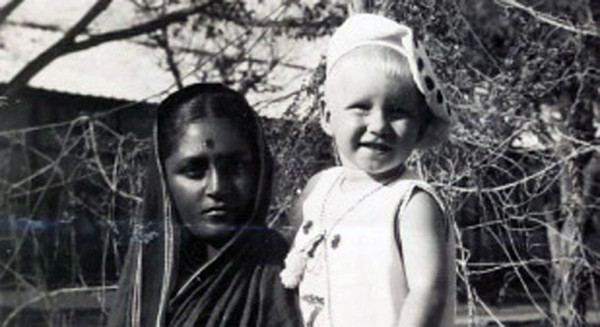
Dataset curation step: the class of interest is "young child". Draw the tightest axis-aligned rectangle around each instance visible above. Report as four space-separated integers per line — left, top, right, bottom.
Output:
280 14 455 327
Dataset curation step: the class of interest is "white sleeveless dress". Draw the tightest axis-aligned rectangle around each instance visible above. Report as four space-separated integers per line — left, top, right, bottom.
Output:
289 167 455 327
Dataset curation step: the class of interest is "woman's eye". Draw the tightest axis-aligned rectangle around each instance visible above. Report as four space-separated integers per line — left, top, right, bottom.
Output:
180 162 208 179
222 159 252 175
182 169 206 179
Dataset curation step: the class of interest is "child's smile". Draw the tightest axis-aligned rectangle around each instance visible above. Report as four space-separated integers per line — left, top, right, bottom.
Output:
323 48 425 178
359 141 393 152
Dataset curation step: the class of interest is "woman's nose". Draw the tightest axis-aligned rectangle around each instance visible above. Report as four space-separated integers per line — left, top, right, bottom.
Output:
205 167 229 197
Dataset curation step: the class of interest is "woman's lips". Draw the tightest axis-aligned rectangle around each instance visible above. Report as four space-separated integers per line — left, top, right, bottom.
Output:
200 206 239 219
203 208 227 216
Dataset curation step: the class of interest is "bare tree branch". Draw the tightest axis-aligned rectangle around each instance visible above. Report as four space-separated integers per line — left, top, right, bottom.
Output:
150 28 184 90
346 0 373 14
2 285 117 327
67 2 212 53
69 11 337 54
0 0 25 25
496 0 600 37
2 0 113 97
4 20 312 71
1 1 332 97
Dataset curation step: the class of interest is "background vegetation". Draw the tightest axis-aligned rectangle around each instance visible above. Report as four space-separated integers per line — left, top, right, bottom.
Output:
0 0 598 326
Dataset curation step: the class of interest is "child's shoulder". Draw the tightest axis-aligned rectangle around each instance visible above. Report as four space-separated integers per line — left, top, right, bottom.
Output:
402 189 444 217
395 178 451 239
395 177 446 213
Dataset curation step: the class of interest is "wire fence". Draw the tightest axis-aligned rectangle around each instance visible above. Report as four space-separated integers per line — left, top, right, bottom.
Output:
0 0 599 325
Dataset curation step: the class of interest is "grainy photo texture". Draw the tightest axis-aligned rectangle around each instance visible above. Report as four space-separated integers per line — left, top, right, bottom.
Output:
0 0 598 326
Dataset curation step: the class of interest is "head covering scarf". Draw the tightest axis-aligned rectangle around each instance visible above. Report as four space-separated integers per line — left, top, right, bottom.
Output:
108 84 302 327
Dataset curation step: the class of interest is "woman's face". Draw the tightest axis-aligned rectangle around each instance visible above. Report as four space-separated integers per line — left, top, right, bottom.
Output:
164 117 258 242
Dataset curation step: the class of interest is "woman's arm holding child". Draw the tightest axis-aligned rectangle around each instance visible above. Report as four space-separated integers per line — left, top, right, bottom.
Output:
397 190 452 327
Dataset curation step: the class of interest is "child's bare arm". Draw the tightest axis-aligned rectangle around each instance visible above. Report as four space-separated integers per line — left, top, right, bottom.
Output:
397 190 452 327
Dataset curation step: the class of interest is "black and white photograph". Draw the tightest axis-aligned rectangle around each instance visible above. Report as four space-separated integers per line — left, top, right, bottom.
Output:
0 0 598 326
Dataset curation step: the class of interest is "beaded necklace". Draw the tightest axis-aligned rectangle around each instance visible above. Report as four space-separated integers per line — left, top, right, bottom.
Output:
314 171 393 250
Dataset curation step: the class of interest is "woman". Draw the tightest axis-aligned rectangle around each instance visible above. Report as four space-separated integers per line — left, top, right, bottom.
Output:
109 84 302 326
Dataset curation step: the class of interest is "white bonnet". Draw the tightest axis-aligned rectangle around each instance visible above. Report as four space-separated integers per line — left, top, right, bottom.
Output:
327 14 452 147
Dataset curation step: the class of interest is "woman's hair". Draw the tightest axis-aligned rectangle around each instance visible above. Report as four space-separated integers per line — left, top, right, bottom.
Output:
156 83 260 162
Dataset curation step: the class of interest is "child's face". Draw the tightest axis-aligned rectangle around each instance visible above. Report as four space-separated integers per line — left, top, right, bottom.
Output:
323 53 424 178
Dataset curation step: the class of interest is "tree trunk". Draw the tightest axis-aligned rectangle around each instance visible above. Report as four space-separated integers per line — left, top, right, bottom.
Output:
546 78 595 327
547 1 598 322
548 151 587 326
